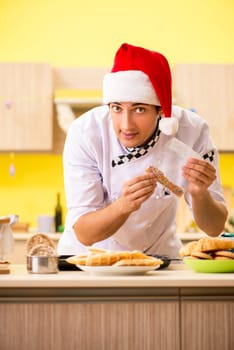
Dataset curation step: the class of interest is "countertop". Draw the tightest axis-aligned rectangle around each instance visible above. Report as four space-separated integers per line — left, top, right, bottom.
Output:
1 263 233 289
2 264 234 350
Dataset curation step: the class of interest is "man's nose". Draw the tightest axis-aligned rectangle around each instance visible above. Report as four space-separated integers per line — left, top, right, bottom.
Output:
121 110 133 128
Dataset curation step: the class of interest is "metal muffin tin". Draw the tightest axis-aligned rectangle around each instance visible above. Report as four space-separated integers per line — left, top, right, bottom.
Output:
27 255 58 274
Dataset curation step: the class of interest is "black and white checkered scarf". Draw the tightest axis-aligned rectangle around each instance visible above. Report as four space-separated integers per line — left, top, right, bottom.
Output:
112 119 161 168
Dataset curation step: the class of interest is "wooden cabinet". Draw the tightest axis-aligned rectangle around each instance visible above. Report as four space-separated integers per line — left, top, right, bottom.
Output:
1 267 234 350
181 299 234 350
0 300 179 350
173 64 234 151
0 63 53 151
1 293 234 350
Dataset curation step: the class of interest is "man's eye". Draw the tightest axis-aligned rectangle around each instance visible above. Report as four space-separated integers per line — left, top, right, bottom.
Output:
111 105 121 112
135 107 145 113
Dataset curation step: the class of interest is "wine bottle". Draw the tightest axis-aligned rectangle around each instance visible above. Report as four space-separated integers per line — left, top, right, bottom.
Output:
55 192 62 232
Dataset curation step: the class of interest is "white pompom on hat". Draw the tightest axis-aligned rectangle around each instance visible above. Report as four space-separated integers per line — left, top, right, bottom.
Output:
103 43 178 135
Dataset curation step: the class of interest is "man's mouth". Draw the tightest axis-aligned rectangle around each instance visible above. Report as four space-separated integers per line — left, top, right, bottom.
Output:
121 131 137 140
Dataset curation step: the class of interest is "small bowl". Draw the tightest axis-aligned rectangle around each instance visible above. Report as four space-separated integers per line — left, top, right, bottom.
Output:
27 255 58 274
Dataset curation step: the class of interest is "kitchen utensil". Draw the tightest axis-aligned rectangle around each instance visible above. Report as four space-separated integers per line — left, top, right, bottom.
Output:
27 255 58 274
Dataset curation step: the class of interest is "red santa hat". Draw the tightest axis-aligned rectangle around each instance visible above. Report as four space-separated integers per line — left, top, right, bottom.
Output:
103 43 178 135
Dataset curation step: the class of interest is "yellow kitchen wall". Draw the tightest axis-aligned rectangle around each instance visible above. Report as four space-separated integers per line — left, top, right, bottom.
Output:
0 154 65 227
0 152 233 228
0 0 234 65
0 0 234 227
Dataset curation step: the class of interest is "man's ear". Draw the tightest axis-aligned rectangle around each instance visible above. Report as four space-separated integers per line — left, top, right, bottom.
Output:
155 106 162 115
157 107 163 115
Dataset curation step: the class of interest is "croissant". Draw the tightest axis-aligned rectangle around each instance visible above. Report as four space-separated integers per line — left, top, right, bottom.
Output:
67 248 162 267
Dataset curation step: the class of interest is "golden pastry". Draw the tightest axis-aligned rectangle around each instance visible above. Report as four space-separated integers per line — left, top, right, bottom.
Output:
180 237 234 261
67 248 162 267
113 258 162 267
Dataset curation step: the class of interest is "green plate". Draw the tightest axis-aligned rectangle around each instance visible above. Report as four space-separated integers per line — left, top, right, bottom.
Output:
184 257 234 273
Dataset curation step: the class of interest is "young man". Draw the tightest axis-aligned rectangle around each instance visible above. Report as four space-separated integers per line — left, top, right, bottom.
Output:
57 43 227 258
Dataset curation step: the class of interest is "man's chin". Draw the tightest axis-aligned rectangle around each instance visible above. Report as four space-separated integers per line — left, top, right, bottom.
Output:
121 141 138 149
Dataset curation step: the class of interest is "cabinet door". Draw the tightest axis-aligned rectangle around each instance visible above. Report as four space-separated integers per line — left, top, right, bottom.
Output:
0 300 180 350
174 64 234 151
0 63 53 151
181 299 234 350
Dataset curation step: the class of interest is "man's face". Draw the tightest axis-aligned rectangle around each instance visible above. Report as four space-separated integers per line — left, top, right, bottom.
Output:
109 102 161 148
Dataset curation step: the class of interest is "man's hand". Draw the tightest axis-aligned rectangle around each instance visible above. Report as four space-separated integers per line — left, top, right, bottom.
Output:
74 172 157 246
182 158 216 197
117 173 157 214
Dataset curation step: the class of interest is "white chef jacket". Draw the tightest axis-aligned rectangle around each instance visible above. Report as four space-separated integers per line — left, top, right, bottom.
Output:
57 105 226 258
